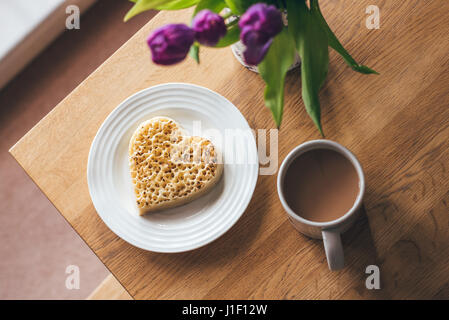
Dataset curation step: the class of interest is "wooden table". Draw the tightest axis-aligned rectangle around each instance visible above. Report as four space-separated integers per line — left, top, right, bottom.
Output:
10 1 449 299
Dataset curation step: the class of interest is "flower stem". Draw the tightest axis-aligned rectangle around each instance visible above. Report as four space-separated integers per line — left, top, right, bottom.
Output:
226 17 239 28
222 11 234 19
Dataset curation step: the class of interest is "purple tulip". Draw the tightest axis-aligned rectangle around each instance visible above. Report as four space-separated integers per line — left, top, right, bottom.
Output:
147 24 195 65
192 10 227 46
241 33 274 66
239 4 283 65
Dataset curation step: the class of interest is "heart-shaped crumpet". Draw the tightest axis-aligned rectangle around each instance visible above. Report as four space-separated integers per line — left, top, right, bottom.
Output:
129 117 223 215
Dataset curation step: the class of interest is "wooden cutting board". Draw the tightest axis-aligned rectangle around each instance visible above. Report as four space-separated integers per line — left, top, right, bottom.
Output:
10 1 449 299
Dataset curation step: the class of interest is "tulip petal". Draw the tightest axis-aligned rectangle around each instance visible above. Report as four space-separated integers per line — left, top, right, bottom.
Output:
192 9 227 46
243 38 272 66
147 24 195 65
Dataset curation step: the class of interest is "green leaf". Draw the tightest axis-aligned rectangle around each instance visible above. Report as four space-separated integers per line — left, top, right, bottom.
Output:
157 0 200 10
258 28 296 128
124 0 199 21
214 24 240 47
189 43 200 63
287 0 328 136
224 0 259 15
310 0 378 75
224 0 278 14
125 0 169 21
223 0 244 14
193 0 226 16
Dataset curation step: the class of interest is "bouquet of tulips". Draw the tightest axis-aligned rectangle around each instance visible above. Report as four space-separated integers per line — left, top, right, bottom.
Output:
125 0 378 135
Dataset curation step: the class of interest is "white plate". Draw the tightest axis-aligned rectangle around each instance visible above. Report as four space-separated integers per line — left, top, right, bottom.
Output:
87 83 259 252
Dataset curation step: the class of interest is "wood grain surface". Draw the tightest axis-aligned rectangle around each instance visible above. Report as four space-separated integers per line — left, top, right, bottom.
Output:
87 274 132 300
9 1 449 299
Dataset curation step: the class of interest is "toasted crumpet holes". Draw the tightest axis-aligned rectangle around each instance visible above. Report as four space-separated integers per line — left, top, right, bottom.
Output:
129 117 222 213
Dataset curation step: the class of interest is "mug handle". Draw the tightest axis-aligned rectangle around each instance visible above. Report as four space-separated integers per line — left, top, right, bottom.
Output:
322 229 344 271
